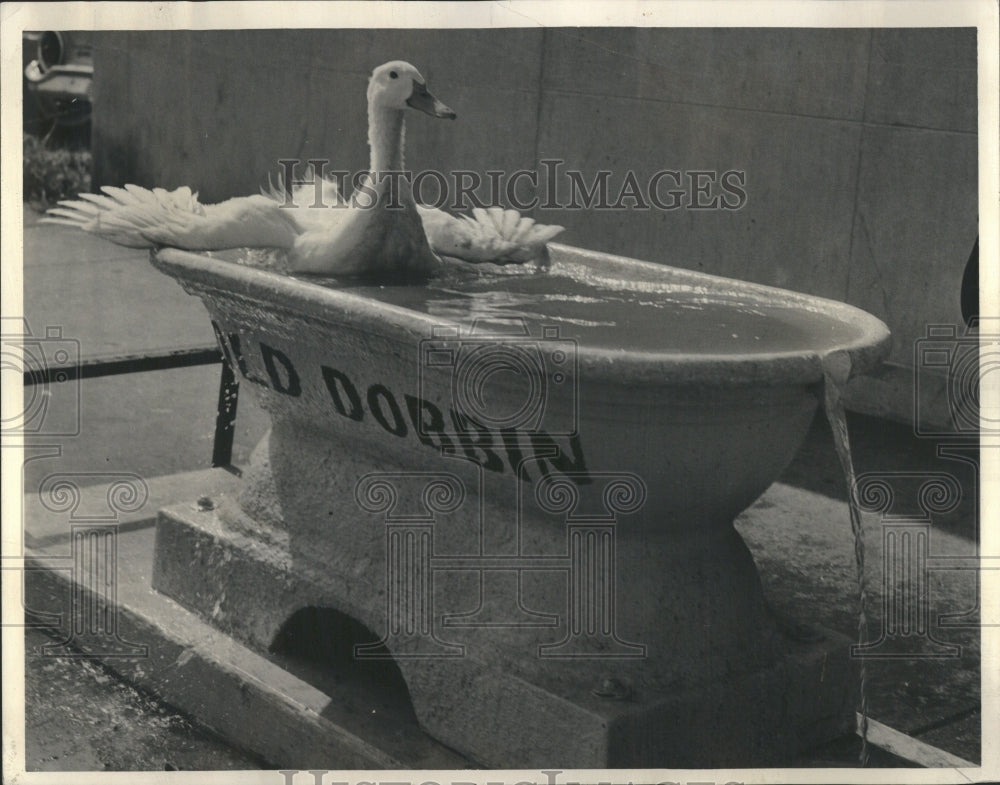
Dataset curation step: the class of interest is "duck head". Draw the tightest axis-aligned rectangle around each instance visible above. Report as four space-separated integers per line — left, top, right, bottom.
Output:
367 60 455 119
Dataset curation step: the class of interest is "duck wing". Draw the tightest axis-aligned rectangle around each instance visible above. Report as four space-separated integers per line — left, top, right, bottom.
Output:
44 184 303 251
418 204 563 264
259 169 349 234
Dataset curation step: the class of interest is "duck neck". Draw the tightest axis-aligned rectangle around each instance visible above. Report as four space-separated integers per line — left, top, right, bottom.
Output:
368 105 406 175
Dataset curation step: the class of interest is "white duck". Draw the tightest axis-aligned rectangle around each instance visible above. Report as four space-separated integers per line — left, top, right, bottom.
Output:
44 61 563 277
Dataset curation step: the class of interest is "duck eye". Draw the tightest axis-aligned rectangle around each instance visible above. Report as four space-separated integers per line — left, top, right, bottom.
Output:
389 70 398 79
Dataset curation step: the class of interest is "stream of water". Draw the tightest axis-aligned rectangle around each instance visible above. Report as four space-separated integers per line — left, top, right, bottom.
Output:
822 351 870 765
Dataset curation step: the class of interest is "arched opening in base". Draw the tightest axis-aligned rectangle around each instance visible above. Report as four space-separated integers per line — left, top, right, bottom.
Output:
269 606 417 728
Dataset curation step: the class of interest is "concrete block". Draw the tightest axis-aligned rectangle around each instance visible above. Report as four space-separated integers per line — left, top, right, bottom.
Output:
24 522 466 769
541 28 870 120
536 91 860 301
93 29 545 202
847 125 978 367
22 467 241 549
153 501 856 767
865 28 978 133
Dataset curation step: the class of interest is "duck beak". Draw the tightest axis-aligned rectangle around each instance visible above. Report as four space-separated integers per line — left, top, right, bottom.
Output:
406 80 456 119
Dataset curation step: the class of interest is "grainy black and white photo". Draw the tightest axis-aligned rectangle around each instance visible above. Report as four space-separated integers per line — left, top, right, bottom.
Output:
2 2 996 783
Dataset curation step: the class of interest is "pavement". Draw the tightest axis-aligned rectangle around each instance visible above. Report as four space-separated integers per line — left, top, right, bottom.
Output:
18 205 272 489
13 204 985 772
23 625 265 772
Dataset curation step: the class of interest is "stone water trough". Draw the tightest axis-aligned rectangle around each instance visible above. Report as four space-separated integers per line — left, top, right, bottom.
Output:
150 242 890 767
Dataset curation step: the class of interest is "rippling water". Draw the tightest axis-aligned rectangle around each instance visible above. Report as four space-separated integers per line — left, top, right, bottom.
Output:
212 248 865 355
332 263 864 355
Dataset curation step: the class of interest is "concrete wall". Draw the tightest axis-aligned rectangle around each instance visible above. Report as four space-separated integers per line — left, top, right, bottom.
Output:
91 28 979 427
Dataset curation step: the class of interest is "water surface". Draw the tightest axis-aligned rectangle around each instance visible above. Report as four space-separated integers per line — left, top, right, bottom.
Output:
216 248 866 356
331 265 865 356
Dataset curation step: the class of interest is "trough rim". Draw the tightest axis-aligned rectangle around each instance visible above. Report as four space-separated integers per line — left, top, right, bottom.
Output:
150 244 891 388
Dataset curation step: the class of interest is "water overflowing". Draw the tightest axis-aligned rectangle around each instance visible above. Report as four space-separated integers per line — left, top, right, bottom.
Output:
821 350 870 766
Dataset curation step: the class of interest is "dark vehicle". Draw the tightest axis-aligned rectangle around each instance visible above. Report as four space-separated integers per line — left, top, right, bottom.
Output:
23 31 93 131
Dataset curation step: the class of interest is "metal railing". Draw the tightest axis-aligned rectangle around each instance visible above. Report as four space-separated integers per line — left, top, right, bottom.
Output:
21 343 240 468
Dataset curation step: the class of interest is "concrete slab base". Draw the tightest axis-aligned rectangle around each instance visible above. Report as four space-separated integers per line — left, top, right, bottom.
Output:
21 469 468 770
19 469 978 770
152 497 856 768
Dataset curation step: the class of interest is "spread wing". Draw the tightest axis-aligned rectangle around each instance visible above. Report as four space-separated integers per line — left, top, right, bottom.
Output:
43 183 305 251
418 205 563 264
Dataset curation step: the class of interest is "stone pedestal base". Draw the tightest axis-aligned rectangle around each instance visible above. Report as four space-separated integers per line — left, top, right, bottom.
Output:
153 501 855 768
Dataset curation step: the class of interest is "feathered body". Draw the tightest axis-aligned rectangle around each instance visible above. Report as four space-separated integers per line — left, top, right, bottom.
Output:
44 60 563 277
